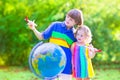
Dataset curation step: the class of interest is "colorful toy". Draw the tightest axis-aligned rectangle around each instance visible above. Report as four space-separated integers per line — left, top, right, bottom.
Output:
29 42 66 79
24 16 29 23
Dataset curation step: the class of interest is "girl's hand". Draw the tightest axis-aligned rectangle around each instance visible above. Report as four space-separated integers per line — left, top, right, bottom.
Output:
88 44 102 53
88 44 95 52
88 44 102 58
27 20 37 30
88 44 96 58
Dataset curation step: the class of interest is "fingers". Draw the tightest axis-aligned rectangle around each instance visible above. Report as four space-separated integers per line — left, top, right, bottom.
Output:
27 20 37 26
89 44 93 48
24 16 37 27
27 20 37 30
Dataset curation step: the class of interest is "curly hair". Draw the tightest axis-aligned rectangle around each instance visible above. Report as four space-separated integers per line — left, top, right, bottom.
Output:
75 25 92 44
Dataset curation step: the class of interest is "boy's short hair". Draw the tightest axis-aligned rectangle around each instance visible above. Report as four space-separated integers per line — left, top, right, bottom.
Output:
67 9 83 25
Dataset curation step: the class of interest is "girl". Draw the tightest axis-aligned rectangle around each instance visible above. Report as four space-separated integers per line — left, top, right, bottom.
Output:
71 25 96 80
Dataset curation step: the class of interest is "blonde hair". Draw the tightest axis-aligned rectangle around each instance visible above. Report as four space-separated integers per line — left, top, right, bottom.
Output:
75 25 92 44
67 9 83 25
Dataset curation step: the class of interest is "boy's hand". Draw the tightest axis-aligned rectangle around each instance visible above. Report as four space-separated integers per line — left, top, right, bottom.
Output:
25 17 37 30
27 20 37 30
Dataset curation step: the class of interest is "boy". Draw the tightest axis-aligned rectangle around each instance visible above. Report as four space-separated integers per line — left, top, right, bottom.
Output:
27 9 83 80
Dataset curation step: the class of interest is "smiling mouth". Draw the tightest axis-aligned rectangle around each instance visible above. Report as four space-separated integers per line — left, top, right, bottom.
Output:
65 21 69 24
67 22 69 24
78 38 81 40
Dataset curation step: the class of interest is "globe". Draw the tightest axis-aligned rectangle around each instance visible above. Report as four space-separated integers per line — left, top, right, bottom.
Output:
29 42 66 79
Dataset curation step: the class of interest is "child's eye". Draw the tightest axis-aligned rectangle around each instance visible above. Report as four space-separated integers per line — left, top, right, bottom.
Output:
66 15 69 18
70 18 73 21
80 35 83 37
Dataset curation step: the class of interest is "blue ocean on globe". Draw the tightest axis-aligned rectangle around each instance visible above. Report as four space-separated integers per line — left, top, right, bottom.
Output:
29 42 66 79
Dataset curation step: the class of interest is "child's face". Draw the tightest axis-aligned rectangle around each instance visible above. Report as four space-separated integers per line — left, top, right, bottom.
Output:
76 29 86 44
65 15 76 28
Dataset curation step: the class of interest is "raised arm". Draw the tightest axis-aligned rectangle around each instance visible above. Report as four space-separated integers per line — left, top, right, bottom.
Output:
27 19 43 40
